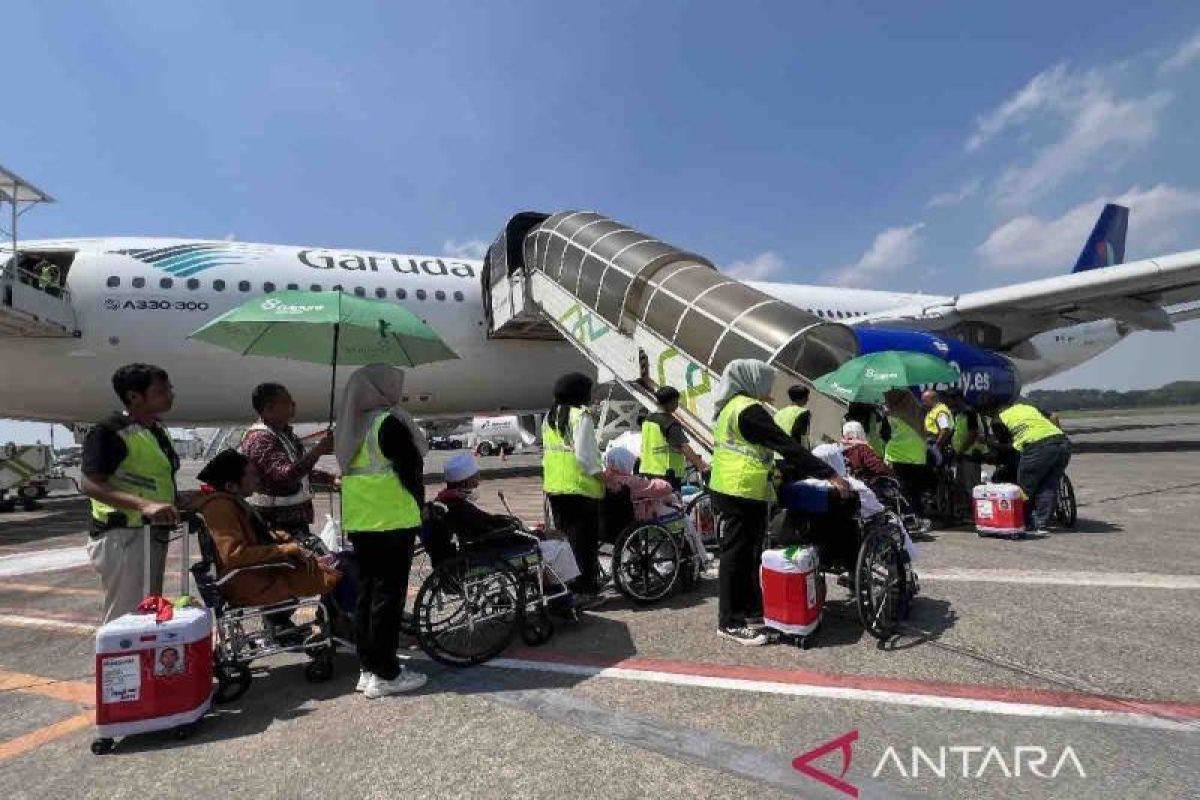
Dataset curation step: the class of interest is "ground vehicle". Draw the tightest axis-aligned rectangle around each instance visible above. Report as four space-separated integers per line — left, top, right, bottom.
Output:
0 444 73 512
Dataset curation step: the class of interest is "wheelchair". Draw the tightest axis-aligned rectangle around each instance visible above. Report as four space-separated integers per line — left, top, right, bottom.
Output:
186 514 344 704
411 501 574 667
769 482 918 641
611 506 708 604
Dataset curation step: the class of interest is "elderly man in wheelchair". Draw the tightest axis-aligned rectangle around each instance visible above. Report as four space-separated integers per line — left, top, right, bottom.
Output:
408 453 583 666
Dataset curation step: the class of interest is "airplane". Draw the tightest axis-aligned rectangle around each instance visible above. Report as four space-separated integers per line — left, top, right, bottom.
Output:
1 204 1197 426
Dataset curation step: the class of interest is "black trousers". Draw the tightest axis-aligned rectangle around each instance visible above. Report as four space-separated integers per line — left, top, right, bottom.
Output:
891 462 933 516
712 491 769 628
548 494 602 593
349 529 417 681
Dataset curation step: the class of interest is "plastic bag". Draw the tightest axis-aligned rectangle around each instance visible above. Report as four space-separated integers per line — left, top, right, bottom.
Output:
318 514 341 552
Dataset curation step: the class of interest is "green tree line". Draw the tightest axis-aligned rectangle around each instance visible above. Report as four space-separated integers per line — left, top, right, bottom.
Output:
1027 381 1200 412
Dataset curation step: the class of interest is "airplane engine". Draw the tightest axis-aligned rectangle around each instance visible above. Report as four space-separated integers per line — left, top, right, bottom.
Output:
854 327 1020 407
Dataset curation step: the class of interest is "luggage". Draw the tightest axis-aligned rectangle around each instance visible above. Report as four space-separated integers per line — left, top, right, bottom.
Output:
973 483 1026 537
760 546 825 640
92 524 212 754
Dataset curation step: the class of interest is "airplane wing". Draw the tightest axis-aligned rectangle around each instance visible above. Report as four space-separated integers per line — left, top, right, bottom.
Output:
867 249 1200 348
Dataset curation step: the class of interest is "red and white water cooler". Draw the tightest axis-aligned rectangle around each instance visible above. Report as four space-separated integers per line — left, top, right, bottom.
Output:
972 483 1026 537
94 605 213 739
760 546 825 636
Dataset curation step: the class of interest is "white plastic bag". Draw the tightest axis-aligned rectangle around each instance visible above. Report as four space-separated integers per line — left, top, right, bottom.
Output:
318 514 341 552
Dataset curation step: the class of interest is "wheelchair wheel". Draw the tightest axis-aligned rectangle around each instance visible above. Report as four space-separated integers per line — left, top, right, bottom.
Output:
1053 474 1077 529
520 608 555 646
214 661 252 703
612 523 681 604
402 543 436 636
685 490 718 549
414 555 523 667
853 526 910 640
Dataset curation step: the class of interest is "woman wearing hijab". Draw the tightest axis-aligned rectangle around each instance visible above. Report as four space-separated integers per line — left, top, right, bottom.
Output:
336 363 428 699
542 372 606 605
709 359 846 646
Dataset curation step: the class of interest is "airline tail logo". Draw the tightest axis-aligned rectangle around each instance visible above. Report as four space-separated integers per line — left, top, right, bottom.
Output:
111 243 268 277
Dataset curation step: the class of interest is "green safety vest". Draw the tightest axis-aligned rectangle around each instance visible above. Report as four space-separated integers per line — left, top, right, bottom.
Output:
773 405 809 442
866 417 886 458
998 404 1063 452
885 416 926 466
640 417 685 479
952 411 987 455
342 412 422 532
542 407 604 499
710 395 774 502
90 423 176 527
924 402 954 437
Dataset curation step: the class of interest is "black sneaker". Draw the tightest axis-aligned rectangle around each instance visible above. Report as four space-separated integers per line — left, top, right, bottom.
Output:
718 625 769 646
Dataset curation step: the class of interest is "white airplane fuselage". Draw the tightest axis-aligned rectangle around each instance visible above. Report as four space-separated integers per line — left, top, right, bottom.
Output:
0 238 1123 424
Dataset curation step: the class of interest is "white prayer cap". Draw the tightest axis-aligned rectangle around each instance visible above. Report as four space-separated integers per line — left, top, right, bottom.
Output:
444 452 480 483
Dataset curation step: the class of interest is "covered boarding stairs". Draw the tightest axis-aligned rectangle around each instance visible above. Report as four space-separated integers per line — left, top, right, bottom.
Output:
483 211 858 452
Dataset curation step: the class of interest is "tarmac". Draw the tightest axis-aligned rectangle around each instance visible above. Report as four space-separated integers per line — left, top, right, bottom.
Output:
1 410 1198 799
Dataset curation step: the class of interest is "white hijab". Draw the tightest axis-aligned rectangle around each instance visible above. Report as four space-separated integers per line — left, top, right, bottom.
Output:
604 445 637 476
334 363 428 470
713 359 776 420
812 443 848 477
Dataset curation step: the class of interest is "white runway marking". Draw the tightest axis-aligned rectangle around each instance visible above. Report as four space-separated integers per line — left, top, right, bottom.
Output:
918 568 1200 590
0 547 89 578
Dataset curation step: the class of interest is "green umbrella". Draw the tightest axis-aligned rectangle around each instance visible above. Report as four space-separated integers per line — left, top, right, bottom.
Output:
188 290 458 423
812 350 960 403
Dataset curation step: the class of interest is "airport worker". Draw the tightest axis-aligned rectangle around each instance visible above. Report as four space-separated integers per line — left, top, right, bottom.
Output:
36 259 60 295
81 363 181 623
773 384 812 451
336 363 428 699
240 383 336 543
542 372 606 605
944 389 986 494
640 385 706 489
709 359 847 646
984 397 1071 533
883 389 933 528
922 389 955 464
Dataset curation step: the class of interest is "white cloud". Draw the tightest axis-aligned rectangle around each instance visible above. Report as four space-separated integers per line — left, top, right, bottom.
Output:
965 63 1172 208
976 183 1200 271
442 239 489 259
724 251 785 280
828 223 925 288
927 178 981 208
223 232 236 241
1160 30 1200 74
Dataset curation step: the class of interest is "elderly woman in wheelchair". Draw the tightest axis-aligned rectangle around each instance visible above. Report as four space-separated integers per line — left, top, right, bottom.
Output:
190 449 343 701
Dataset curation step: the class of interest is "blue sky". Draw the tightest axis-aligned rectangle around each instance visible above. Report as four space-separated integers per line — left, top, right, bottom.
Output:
4 2 1200 443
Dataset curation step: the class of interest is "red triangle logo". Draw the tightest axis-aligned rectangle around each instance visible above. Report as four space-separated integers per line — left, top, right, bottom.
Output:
792 730 859 798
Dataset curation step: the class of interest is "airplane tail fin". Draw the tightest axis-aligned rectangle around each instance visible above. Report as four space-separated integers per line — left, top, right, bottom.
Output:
1072 204 1128 273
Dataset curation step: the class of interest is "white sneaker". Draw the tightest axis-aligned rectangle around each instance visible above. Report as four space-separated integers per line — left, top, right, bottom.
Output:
355 670 373 693
364 668 428 699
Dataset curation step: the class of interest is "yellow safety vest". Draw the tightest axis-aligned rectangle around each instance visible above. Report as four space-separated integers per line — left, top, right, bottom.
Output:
90 423 176 527
710 395 774 502
342 412 422 532
866 416 886 457
542 407 604 499
885 416 926 465
998 404 1063 452
773 405 809 441
952 411 987 455
640 417 685 479
924 402 953 436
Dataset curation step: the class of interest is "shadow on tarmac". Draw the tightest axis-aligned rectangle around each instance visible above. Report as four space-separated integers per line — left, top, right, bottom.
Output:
1072 440 1200 454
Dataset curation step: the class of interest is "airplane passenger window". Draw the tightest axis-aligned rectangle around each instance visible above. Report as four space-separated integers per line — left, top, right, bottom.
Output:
836 310 844 319
453 291 464 302
310 284 322 292
160 278 174 289
213 279 226 291
435 290 446 301
396 288 407 300
238 281 251 292
287 283 299 290
375 287 387 299
415 289 427 300
332 284 344 292
106 276 120 288
826 309 833 318
187 279 200 290
263 282 276 293
353 287 366 297
132 277 146 289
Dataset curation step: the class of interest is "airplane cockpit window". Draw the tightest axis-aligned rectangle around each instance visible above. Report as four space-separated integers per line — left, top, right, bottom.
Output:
353 287 366 297
396 288 407 300
263 282 276 293
160 278 173 289
238 281 251 292
132 277 146 289
454 291 464 302
435 290 446 301
106 276 119 288
415 289 427 300
213 279 226 291
187 279 200 290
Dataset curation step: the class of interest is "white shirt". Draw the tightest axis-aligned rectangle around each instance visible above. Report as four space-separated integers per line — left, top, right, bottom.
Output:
573 412 603 477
